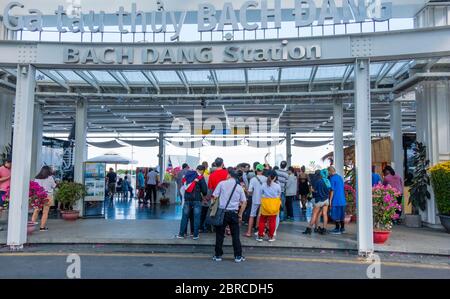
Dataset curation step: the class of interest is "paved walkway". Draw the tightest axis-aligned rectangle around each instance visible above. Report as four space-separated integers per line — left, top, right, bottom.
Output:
1 218 449 255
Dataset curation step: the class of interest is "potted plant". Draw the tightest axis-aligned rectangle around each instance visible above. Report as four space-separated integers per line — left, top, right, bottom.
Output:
406 142 430 228
2 182 49 233
54 181 86 221
372 183 402 244
344 183 356 223
429 161 450 233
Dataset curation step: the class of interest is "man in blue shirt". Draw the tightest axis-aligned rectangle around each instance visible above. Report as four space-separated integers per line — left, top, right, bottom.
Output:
328 166 347 235
371 165 382 187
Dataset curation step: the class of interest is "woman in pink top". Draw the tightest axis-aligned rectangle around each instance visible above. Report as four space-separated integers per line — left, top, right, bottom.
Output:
383 165 404 223
0 158 12 208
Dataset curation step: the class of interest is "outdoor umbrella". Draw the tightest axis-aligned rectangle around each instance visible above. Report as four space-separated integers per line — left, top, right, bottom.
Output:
86 152 138 171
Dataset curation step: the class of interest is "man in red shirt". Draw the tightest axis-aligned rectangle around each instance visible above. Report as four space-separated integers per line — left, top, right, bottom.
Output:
208 157 228 192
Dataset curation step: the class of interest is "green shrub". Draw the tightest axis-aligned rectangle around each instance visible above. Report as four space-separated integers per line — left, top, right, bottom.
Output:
54 181 86 210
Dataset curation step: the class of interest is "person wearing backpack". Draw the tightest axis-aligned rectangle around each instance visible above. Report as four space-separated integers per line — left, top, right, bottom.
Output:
245 163 267 237
176 165 207 240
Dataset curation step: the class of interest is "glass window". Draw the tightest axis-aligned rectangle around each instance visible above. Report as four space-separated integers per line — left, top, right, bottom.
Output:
183 70 214 84
57 70 83 83
88 71 116 83
151 70 182 84
248 68 279 82
281 67 313 82
315 65 347 80
121 71 148 84
215 69 245 83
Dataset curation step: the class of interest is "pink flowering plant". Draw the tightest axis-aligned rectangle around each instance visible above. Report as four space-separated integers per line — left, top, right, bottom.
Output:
2 181 48 210
372 183 402 231
164 166 182 181
344 183 356 215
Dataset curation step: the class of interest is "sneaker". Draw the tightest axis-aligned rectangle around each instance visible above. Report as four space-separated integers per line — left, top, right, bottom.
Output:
234 256 246 263
268 238 276 242
330 228 342 235
192 236 199 240
256 236 263 242
302 227 312 235
314 227 320 233
39 227 48 231
175 235 185 239
340 228 346 234
212 256 222 262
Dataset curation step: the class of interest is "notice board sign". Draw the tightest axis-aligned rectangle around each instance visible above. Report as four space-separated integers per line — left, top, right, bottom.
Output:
84 162 106 201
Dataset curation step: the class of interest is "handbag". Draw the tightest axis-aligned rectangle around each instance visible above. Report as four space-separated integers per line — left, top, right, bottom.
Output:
206 183 238 227
260 197 281 216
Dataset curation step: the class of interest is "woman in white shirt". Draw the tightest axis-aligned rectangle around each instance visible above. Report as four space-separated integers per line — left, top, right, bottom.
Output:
32 166 57 231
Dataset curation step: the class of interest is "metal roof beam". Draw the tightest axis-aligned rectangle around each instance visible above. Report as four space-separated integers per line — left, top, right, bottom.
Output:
74 70 101 92
341 65 354 89
141 71 160 94
108 71 131 93
209 70 219 94
40 70 69 91
309 66 319 92
375 62 396 87
244 69 249 93
176 70 190 94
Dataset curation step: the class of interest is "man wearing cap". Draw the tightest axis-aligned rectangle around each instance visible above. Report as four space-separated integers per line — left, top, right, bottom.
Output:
245 163 267 237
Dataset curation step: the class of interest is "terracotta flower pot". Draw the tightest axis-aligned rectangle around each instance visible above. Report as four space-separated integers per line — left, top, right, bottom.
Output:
61 210 80 221
373 230 391 244
27 222 36 235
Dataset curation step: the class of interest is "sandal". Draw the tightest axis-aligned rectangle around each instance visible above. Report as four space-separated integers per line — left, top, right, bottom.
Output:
39 227 49 231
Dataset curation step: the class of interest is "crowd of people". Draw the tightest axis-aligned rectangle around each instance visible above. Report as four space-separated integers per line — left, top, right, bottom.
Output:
0 154 404 259
173 156 354 263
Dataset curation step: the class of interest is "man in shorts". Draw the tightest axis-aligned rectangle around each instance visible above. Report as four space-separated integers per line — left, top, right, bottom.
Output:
303 170 330 235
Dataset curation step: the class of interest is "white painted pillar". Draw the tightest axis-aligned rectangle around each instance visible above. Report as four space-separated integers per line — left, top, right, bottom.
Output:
7 65 36 249
286 131 292 167
354 59 374 256
333 98 344 177
158 132 165 177
416 81 450 226
0 93 13 153
390 101 404 180
73 99 87 216
30 103 43 177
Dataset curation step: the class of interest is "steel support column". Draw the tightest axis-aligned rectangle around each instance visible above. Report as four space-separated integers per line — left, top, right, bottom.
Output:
30 103 43 177
333 98 344 177
286 131 292 167
158 132 165 178
390 101 404 180
73 99 87 216
0 93 13 154
7 65 36 249
354 59 374 256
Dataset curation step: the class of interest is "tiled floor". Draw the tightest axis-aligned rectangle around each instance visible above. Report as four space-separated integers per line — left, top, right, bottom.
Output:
52 197 308 221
